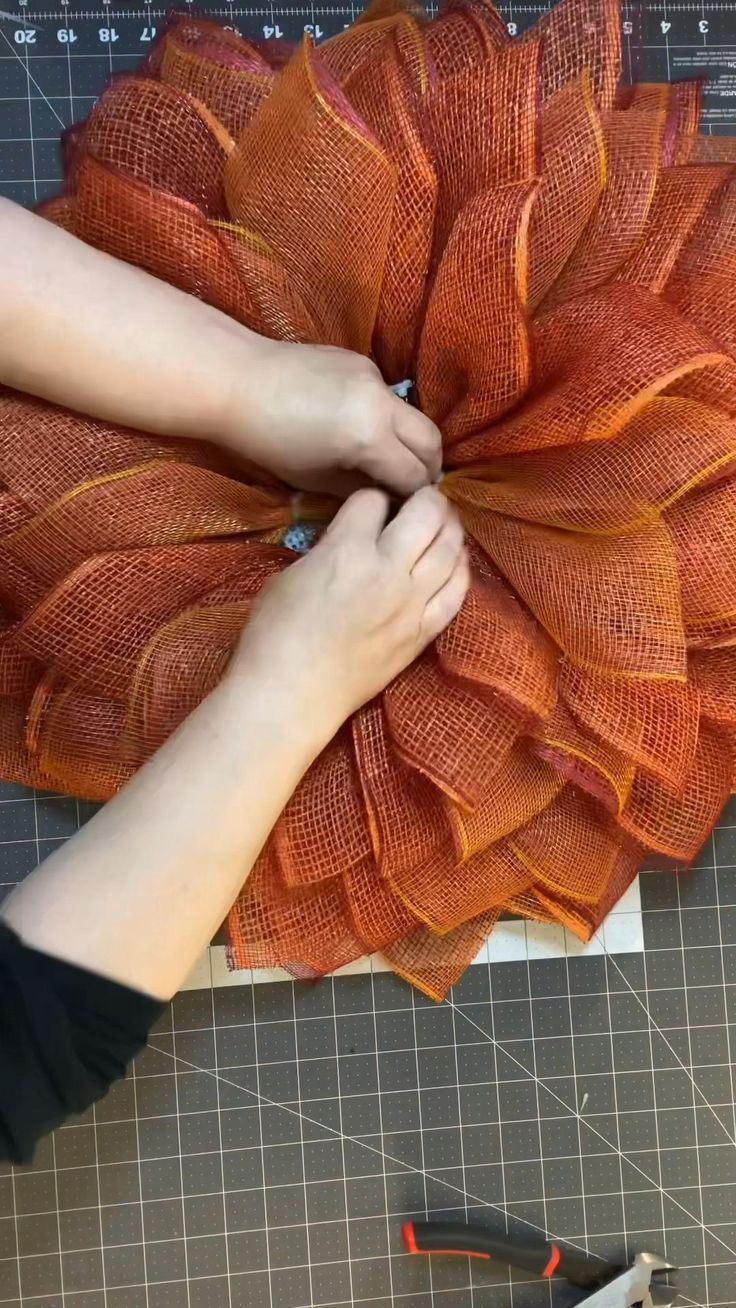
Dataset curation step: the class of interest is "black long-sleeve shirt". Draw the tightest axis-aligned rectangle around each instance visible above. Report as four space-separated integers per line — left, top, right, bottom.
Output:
0 921 165 1163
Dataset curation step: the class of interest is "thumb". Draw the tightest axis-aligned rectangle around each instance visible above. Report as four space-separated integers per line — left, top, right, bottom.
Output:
392 400 443 484
325 487 391 543
352 427 432 495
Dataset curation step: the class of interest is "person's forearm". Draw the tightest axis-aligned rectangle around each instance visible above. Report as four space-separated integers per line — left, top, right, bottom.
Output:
0 672 328 1000
0 198 268 446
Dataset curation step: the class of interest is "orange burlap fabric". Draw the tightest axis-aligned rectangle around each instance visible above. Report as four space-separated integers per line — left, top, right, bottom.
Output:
2 0 736 999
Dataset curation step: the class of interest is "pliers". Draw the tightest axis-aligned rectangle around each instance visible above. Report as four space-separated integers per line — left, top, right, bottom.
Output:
403 1221 678 1306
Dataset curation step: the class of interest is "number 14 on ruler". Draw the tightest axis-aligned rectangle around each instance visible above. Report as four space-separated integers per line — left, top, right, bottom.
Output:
262 24 324 38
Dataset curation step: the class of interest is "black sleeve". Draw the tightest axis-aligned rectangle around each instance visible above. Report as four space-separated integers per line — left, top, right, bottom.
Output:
0 921 166 1164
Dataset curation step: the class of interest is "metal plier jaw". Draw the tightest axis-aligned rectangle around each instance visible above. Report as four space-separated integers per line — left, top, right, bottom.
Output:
579 1251 678 1308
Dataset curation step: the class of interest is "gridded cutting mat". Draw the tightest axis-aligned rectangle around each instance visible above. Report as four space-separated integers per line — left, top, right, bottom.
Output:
2 1 736 206
1 1 736 1305
0 792 735 1308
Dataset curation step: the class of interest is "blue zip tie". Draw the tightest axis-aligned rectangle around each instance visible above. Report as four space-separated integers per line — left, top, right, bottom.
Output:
282 521 319 554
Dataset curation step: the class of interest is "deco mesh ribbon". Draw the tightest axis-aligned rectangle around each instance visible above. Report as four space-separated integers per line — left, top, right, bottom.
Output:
2 0 736 999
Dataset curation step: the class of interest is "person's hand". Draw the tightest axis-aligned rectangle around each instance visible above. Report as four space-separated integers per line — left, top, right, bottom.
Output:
223 339 443 497
230 486 468 742
0 202 441 494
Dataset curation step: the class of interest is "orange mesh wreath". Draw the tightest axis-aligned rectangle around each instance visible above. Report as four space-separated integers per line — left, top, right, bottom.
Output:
4 0 736 999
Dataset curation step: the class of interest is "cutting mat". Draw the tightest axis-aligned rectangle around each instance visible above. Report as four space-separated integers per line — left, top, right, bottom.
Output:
2 0 736 205
1 4 736 1306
